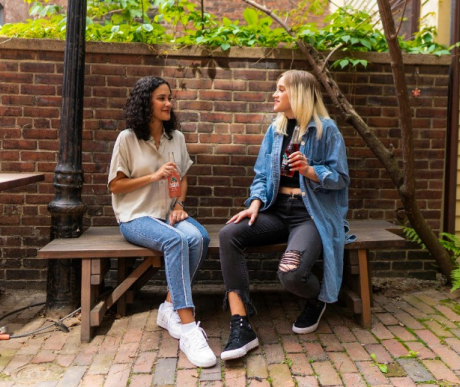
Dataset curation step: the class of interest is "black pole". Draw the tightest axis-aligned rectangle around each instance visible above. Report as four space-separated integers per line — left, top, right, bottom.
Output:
46 0 88 317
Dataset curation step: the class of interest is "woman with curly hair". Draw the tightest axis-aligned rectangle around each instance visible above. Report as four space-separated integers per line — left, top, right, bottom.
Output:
108 76 216 368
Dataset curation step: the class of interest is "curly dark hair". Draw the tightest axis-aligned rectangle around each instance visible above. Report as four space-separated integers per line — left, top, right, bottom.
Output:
124 77 180 141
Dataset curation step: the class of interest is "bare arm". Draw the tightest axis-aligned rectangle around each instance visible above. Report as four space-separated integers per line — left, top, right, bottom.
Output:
109 162 176 194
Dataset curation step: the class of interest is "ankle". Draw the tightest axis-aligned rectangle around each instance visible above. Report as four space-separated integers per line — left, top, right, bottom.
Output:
181 321 197 334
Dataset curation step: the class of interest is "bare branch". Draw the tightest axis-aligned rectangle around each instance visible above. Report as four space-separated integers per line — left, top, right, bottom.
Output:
321 43 343 72
393 0 409 38
242 0 295 35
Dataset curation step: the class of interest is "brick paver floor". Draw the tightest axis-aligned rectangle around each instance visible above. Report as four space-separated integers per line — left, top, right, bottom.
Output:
1 285 459 386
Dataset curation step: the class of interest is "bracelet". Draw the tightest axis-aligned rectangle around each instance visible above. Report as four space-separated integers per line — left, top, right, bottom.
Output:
175 200 185 209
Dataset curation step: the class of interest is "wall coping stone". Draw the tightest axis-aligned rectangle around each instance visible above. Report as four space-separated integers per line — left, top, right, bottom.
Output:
0 37 452 66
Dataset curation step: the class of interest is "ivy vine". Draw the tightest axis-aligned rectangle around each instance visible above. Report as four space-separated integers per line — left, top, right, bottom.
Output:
0 0 454 69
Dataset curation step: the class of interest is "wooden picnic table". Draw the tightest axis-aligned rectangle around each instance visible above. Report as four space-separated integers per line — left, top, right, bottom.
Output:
0 173 45 192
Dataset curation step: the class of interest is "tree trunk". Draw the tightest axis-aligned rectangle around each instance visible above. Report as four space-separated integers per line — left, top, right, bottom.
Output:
242 0 455 279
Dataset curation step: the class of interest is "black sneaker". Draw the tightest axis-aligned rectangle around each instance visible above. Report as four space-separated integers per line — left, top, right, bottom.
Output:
221 315 259 360
292 299 326 334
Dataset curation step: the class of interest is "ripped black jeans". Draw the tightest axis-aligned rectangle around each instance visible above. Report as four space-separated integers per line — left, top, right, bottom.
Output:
219 194 323 316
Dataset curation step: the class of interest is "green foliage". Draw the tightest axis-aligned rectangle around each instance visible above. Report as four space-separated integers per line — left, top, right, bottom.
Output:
0 0 453 68
370 353 388 373
401 350 419 358
403 227 460 292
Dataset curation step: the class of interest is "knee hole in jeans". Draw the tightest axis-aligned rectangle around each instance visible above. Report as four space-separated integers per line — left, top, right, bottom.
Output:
278 250 302 272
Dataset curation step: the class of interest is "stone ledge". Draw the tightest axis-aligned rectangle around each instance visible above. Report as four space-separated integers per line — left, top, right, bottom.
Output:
0 37 452 65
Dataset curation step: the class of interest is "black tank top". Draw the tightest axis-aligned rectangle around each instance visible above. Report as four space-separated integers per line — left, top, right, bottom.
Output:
279 119 300 188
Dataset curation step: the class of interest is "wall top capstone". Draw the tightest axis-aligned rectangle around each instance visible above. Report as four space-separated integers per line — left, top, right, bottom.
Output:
0 37 452 66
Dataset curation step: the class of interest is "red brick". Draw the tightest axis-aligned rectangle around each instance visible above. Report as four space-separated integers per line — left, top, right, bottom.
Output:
21 84 56 95
214 79 247 91
1 72 34 83
200 90 233 100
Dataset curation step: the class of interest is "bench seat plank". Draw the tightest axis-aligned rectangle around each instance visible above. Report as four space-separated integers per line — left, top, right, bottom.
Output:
38 227 162 259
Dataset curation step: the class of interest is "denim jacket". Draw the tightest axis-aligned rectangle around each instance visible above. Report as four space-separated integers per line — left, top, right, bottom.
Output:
244 117 353 303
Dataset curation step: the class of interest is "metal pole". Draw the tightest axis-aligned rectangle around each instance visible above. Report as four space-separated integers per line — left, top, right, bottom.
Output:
46 0 87 317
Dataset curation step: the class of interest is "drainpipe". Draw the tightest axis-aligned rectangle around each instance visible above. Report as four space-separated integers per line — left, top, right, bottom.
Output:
444 0 460 234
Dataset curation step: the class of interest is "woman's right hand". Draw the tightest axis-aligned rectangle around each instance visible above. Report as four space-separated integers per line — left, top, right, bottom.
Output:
227 199 262 226
155 161 177 181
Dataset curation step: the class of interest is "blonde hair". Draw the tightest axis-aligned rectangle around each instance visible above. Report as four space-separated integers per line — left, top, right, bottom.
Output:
274 70 329 140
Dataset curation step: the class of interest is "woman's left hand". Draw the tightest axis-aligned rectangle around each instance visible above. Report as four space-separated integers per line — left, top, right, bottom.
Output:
169 209 188 226
289 151 311 177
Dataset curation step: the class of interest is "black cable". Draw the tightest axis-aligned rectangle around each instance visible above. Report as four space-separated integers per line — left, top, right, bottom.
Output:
1 288 113 339
9 307 81 338
0 301 46 322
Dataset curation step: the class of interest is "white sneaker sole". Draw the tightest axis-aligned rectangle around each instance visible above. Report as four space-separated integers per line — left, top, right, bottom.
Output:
180 342 217 368
221 338 259 360
157 315 181 339
292 305 326 334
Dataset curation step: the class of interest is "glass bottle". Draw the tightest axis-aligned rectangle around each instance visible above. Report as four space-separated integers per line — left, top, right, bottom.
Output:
280 126 300 177
167 152 182 198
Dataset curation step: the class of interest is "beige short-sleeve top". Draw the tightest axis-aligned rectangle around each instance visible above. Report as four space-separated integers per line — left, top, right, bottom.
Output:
108 129 193 223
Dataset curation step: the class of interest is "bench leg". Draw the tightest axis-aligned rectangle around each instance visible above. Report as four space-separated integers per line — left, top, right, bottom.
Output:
358 249 372 329
81 259 96 343
117 258 127 317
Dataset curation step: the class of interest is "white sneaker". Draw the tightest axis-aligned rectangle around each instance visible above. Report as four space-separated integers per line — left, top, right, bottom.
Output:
179 322 217 368
157 302 182 339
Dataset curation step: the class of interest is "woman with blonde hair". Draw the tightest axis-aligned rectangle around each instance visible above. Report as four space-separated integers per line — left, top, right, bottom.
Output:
219 70 351 360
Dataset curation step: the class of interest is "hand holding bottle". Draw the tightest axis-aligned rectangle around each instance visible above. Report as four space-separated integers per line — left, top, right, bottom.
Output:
280 126 300 177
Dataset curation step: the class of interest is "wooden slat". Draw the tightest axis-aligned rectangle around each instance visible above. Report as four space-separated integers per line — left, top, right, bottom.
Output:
358 249 372 328
38 227 163 259
90 257 156 326
339 287 362 314
0 172 45 192
81 259 95 343
38 220 406 260
206 220 406 253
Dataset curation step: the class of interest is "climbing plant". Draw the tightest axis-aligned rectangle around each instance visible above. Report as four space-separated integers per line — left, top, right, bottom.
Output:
0 0 453 68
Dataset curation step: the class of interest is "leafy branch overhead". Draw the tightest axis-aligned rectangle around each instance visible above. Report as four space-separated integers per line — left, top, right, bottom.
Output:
0 0 453 68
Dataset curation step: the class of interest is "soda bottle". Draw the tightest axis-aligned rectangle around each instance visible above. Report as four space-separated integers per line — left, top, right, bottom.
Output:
167 152 182 198
280 126 301 177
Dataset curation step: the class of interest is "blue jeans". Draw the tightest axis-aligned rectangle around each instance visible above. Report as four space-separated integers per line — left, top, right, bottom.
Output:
120 216 210 311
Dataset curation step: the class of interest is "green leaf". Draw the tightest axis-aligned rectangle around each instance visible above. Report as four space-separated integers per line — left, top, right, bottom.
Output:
360 39 372 50
339 59 349 69
220 42 231 51
142 23 153 32
243 8 258 26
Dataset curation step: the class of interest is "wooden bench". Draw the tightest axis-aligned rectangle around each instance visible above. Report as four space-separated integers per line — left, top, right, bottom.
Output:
38 219 406 342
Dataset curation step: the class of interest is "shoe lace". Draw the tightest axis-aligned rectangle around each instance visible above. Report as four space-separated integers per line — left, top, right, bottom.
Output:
188 322 208 349
227 318 243 344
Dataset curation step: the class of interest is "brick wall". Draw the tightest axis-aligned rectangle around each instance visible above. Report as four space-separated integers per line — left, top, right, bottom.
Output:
0 38 451 289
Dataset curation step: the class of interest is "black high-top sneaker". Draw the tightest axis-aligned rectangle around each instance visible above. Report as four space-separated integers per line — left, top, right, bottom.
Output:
292 298 326 334
221 315 259 360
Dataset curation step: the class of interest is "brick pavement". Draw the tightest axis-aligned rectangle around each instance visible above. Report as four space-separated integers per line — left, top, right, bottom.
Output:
0 285 459 386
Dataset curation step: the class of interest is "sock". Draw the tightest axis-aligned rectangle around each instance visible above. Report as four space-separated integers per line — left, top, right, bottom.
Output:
181 321 197 334
163 300 173 309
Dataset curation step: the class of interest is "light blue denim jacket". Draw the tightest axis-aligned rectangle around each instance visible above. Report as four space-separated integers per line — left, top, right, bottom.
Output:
244 117 353 303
